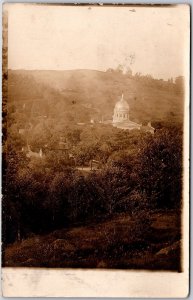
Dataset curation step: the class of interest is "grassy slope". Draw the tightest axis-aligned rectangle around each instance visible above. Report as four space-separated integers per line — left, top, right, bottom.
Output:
4 210 181 270
8 69 184 123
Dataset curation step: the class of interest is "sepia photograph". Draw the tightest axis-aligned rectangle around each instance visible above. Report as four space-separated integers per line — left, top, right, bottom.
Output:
2 3 190 297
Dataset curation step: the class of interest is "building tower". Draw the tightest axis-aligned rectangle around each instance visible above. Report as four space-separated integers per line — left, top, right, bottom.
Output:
113 94 130 124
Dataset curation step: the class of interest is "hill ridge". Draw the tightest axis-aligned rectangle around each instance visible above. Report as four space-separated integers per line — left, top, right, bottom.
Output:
7 69 184 124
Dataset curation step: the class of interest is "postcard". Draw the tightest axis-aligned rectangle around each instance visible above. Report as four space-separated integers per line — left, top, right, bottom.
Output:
2 3 190 297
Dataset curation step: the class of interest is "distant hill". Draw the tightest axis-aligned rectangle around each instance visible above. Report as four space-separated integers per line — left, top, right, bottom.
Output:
8 69 184 124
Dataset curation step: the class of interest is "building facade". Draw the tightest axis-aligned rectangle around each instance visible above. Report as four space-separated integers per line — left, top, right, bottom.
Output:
112 94 154 133
112 94 142 130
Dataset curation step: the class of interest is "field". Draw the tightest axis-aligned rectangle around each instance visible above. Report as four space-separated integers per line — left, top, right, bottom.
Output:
4 209 181 270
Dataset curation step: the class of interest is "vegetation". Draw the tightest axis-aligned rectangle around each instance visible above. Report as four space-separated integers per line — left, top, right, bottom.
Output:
2 69 184 270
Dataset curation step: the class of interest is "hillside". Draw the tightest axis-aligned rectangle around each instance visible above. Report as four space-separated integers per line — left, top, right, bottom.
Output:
4 210 181 270
3 69 183 271
8 69 184 124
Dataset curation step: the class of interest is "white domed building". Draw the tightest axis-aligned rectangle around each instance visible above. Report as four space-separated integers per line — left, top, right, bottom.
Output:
112 94 142 130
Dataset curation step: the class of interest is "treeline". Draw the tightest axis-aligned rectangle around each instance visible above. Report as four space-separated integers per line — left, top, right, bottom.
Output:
3 125 183 245
106 66 184 94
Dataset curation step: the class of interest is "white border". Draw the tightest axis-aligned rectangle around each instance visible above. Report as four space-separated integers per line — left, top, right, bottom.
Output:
1 2 190 298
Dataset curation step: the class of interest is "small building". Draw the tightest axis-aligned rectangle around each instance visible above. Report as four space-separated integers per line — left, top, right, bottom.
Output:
140 122 155 134
18 128 25 135
24 145 44 159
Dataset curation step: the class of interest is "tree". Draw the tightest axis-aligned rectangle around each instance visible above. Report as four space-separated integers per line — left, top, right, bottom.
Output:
45 171 73 225
175 76 185 94
136 128 182 208
116 64 124 74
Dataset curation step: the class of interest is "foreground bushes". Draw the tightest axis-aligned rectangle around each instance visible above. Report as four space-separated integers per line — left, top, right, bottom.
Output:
4 209 181 270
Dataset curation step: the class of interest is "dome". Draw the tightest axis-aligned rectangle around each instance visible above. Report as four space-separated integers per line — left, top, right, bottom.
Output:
113 94 130 124
114 94 129 112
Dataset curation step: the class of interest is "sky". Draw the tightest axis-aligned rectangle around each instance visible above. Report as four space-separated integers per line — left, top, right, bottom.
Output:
6 4 189 80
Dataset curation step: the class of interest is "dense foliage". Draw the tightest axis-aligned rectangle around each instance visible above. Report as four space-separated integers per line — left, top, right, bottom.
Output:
3 121 183 245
